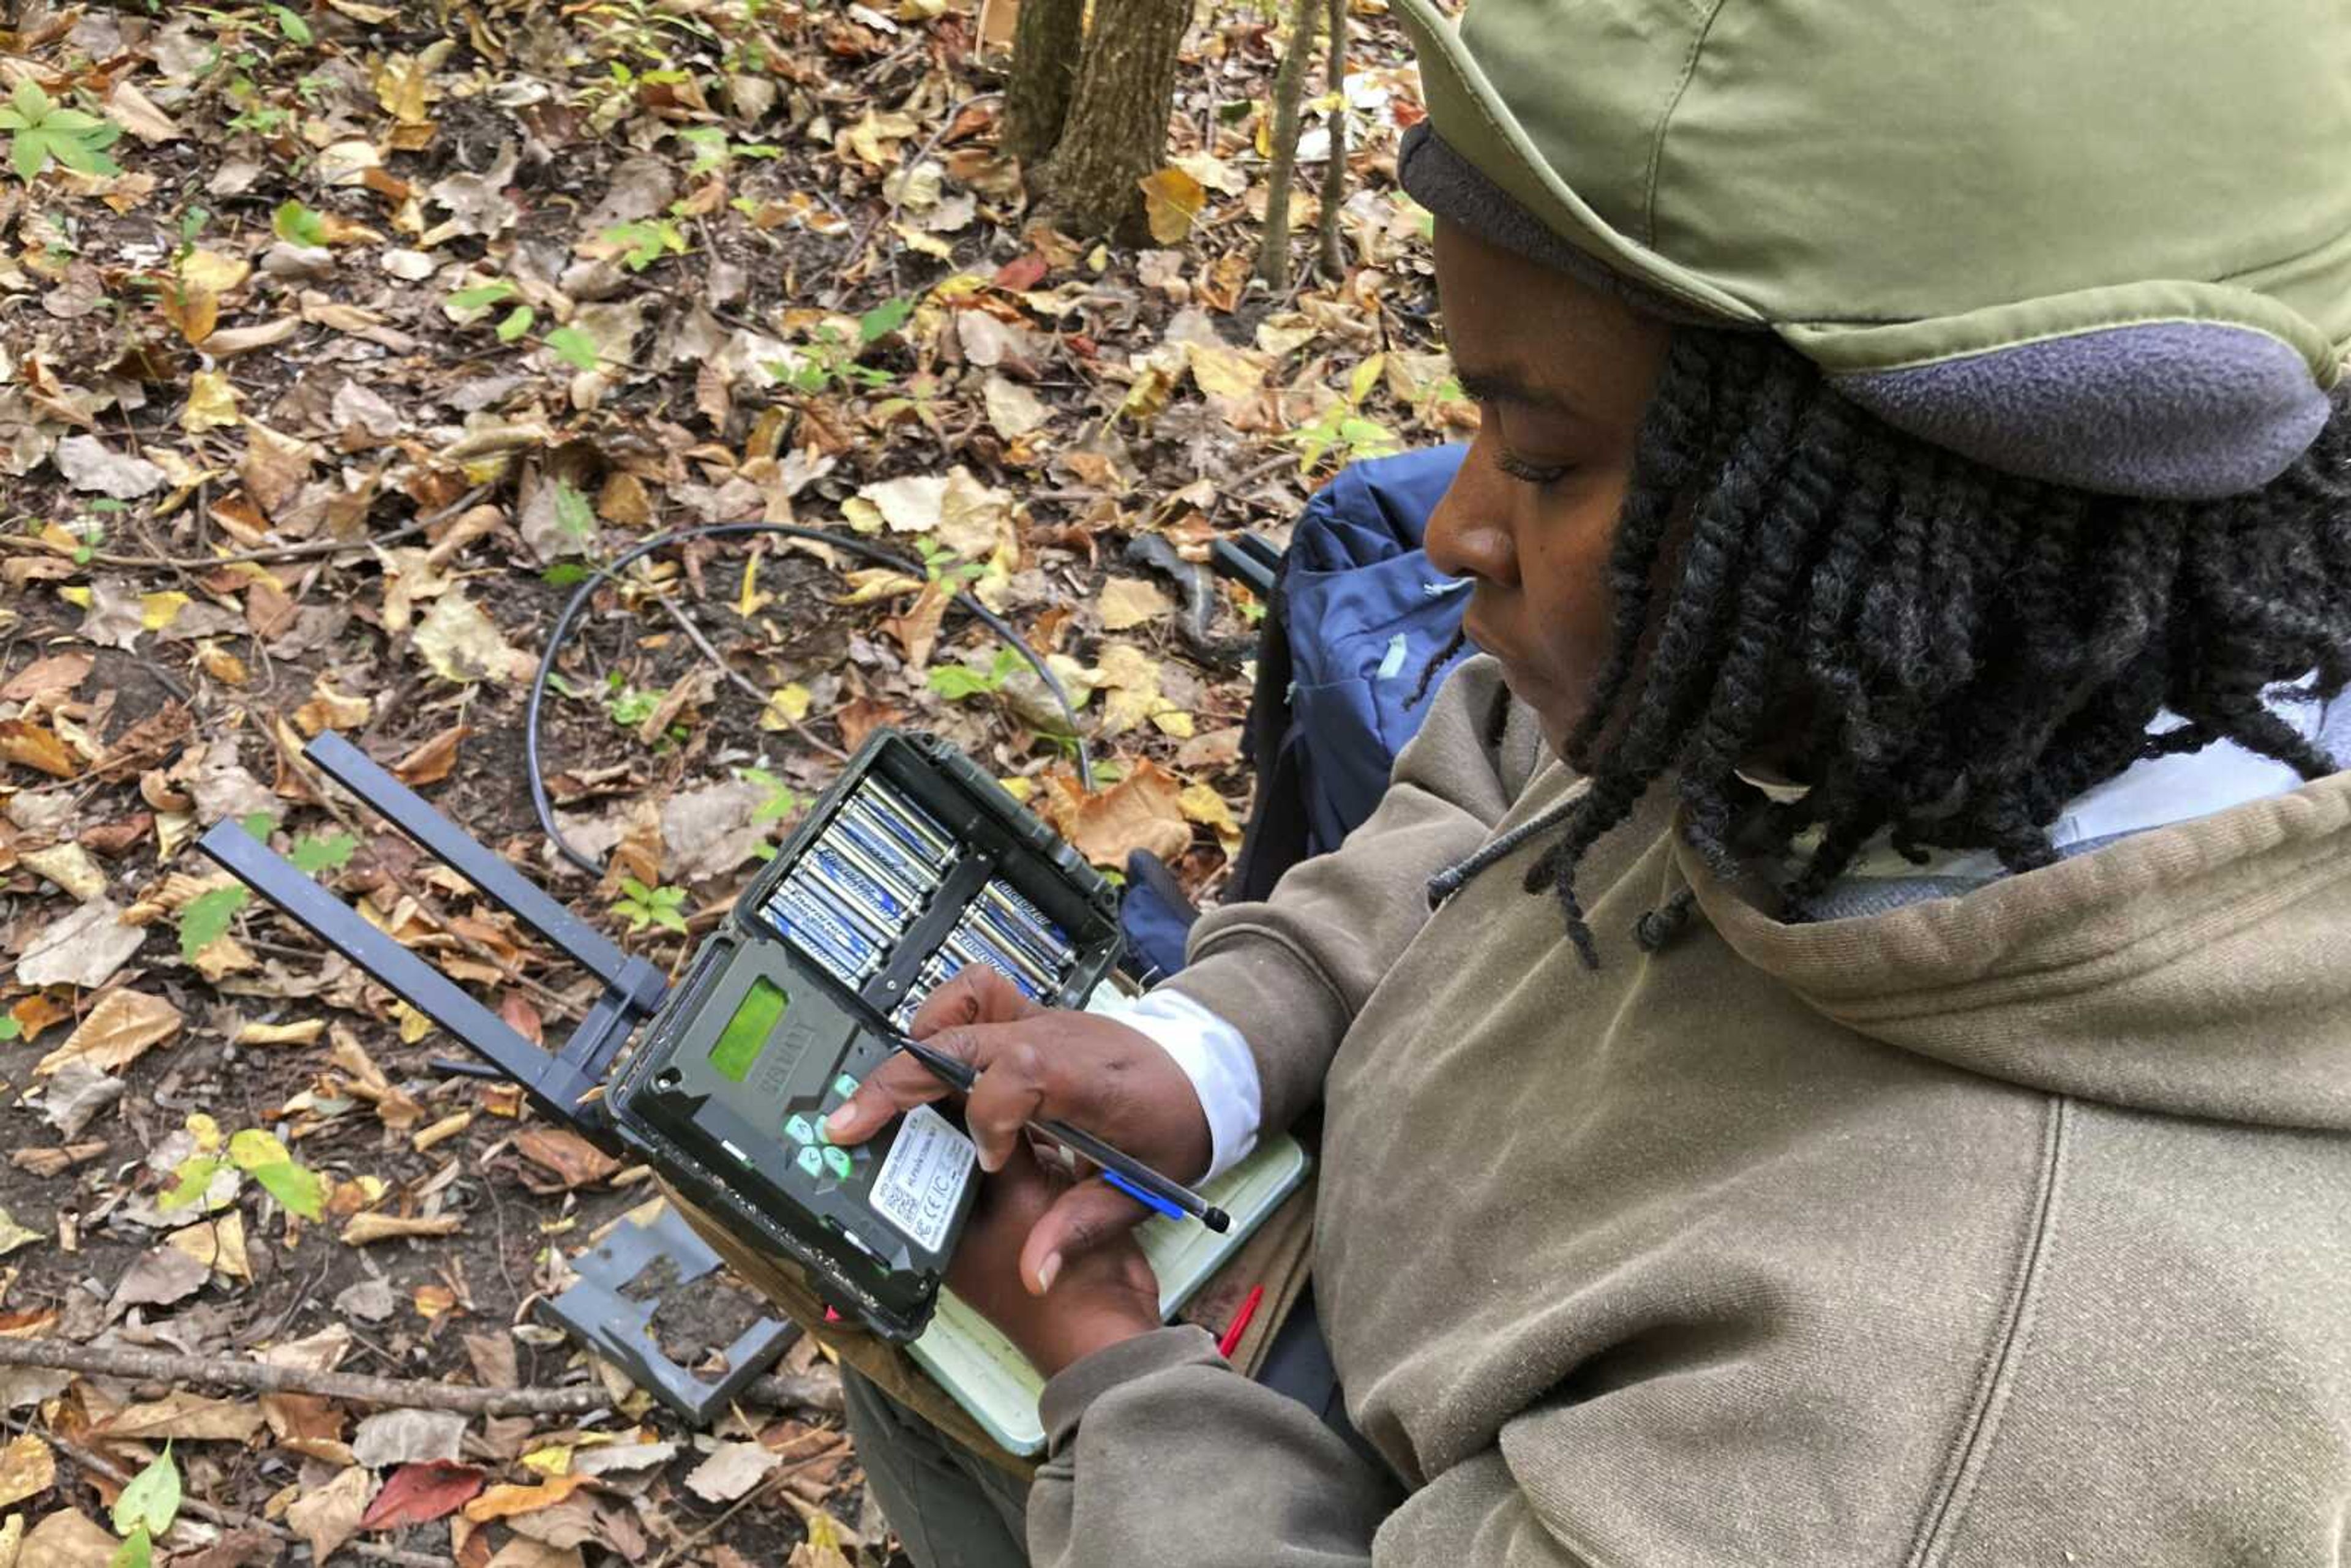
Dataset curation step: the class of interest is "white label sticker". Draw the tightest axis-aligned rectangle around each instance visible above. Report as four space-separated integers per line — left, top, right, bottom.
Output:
869 1104 977 1255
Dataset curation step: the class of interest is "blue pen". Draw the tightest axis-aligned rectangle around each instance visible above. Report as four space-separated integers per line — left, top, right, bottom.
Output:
886 1032 1229 1232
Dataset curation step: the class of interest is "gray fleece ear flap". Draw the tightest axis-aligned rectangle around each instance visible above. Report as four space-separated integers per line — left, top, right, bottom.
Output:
1831 322 2334 500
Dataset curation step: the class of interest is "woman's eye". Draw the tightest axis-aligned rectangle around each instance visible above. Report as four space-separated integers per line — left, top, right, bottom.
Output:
1496 450 1572 486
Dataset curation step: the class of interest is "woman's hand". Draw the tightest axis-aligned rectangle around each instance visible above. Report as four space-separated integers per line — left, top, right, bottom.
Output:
825 966 1212 1300
947 1136 1162 1378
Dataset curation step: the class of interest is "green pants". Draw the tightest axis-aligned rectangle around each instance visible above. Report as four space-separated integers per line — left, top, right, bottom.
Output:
843 1367 1033 1568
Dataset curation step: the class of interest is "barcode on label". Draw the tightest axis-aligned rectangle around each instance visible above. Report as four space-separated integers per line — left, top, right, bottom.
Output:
868 1104 977 1255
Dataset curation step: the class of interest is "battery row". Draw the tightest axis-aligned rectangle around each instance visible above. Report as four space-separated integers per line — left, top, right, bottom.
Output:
759 772 1079 1019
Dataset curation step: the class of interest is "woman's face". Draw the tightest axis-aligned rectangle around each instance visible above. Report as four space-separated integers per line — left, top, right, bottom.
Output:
1424 220 1672 757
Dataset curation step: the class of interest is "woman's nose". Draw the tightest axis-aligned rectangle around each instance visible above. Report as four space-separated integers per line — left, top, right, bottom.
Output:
1422 445 1520 587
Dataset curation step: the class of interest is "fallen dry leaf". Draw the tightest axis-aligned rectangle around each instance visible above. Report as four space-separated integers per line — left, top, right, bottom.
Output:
108 1242 208 1314
52 434 167 499
462 1472 592 1523
92 1390 264 1442
0 1434 54 1510
0 719 79 779
393 723 469 786
361 1461 484 1529
0 651 92 704
684 1441 779 1504
14 898 146 988
36 989 182 1077
18 1507 114 1567
341 1213 465 1246
514 1128 621 1191
286 1464 374 1563
1048 760 1192 867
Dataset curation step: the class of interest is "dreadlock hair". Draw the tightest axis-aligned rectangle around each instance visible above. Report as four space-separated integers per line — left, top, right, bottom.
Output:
1486 327 2351 966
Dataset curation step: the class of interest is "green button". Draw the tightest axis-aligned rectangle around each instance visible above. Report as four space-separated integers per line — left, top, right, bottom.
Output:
796 1146 824 1178
831 1073 861 1099
784 1115 814 1146
823 1147 853 1180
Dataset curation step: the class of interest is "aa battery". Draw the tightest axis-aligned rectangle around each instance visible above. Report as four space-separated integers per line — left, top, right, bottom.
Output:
839 800 954 883
980 879 1070 949
950 909 1061 993
787 865 901 950
860 777 954 855
765 908 876 988
961 898 1068 980
767 886 886 975
943 931 1044 999
820 822 930 907
809 846 913 924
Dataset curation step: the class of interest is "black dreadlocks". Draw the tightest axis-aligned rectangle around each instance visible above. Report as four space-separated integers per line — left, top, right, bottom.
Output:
1450 328 2351 966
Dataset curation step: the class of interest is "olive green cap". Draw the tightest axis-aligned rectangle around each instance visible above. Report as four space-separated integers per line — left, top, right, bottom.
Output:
1395 0 2351 498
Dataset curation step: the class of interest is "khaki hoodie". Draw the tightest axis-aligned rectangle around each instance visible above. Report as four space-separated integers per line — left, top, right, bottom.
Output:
1027 656 2351 1565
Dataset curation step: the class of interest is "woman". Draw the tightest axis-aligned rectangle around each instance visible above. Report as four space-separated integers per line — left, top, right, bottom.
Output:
827 0 2351 1560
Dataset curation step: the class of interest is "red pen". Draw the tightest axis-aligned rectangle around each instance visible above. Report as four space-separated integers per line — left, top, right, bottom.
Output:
1215 1285 1264 1359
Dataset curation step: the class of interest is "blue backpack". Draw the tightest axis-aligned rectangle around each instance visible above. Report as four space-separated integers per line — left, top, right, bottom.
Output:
1122 446 1471 976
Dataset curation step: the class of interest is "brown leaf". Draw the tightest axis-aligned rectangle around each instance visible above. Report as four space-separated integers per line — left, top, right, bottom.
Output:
79 812 154 857
107 1244 209 1315
341 1213 464 1246
167 1527 280 1568
0 651 92 704
92 1390 264 1442
514 1128 621 1191
883 577 951 672
0 1434 54 1509
91 699 193 780
286 1465 374 1563
261 1391 345 1444
392 723 469 786
19 1507 115 1567
1048 760 1192 868
0 719 79 779
36 990 182 1077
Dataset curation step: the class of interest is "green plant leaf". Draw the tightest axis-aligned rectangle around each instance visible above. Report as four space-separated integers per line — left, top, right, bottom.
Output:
495 304 536 342
288 830 358 876
111 1524 152 1568
112 1446 180 1537
238 811 278 840
543 326 598 371
268 4 313 43
246 1159 324 1220
926 664 1000 702
4 81 124 181
553 480 596 544
858 296 914 346
543 562 591 588
0 1016 20 1043
272 199 327 247
448 279 517 310
178 885 249 960
158 1155 222 1212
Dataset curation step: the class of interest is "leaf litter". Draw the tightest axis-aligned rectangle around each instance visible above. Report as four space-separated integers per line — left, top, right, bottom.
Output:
0 0 1467 1561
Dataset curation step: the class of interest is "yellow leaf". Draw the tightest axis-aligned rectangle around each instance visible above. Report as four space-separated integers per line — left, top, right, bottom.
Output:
182 370 242 432
737 554 773 619
759 683 812 730
1139 167 1207 244
181 249 251 293
140 591 189 632
393 1002 434 1044
186 1112 223 1153
520 1444 574 1477
1183 341 1268 400
1178 782 1236 831
462 1473 591 1522
373 54 434 125
1098 577 1172 631
836 567 924 606
1348 353 1387 407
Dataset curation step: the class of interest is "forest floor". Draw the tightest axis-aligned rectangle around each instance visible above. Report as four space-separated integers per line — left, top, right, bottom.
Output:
0 0 1472 1562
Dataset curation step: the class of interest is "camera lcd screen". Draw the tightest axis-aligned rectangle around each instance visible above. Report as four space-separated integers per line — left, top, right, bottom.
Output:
710 977 787 1083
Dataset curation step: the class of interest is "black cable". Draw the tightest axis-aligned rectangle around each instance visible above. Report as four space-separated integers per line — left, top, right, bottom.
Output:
525 521 1094 875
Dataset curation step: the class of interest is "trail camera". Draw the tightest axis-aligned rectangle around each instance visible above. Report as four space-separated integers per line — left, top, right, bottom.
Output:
200 729 1125 1398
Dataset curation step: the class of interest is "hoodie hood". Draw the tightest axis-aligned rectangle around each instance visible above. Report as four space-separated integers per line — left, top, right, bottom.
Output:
1682 768 2351 1133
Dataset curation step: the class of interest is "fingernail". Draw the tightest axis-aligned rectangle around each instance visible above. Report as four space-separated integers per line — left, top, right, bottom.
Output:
977 1142 1003 1172
825 1105 855 1134
1035 1253 1062 1294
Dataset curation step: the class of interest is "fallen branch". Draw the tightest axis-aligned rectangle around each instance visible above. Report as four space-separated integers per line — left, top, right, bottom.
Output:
4 484 495 572
0 1335 843 1418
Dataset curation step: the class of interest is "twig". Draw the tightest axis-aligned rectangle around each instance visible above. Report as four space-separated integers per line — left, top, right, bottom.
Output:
652 593 851 765
13 486 495 572
0 1336 611 1416
0 1335 845 1418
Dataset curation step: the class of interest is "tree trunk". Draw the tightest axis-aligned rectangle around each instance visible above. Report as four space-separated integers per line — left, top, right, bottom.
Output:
1003 0 1085 167
1039 0 1191 239
1317 0 1349 279
1253 0 1321 288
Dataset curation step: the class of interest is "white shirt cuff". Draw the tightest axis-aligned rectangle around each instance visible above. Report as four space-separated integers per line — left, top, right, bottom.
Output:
1106 989 1262 1183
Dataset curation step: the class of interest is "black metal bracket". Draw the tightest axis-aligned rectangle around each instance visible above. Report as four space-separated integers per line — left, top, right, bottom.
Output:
198 732 669 1149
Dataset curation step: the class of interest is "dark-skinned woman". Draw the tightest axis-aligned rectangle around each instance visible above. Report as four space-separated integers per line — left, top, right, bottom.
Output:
827 0 2351 1561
